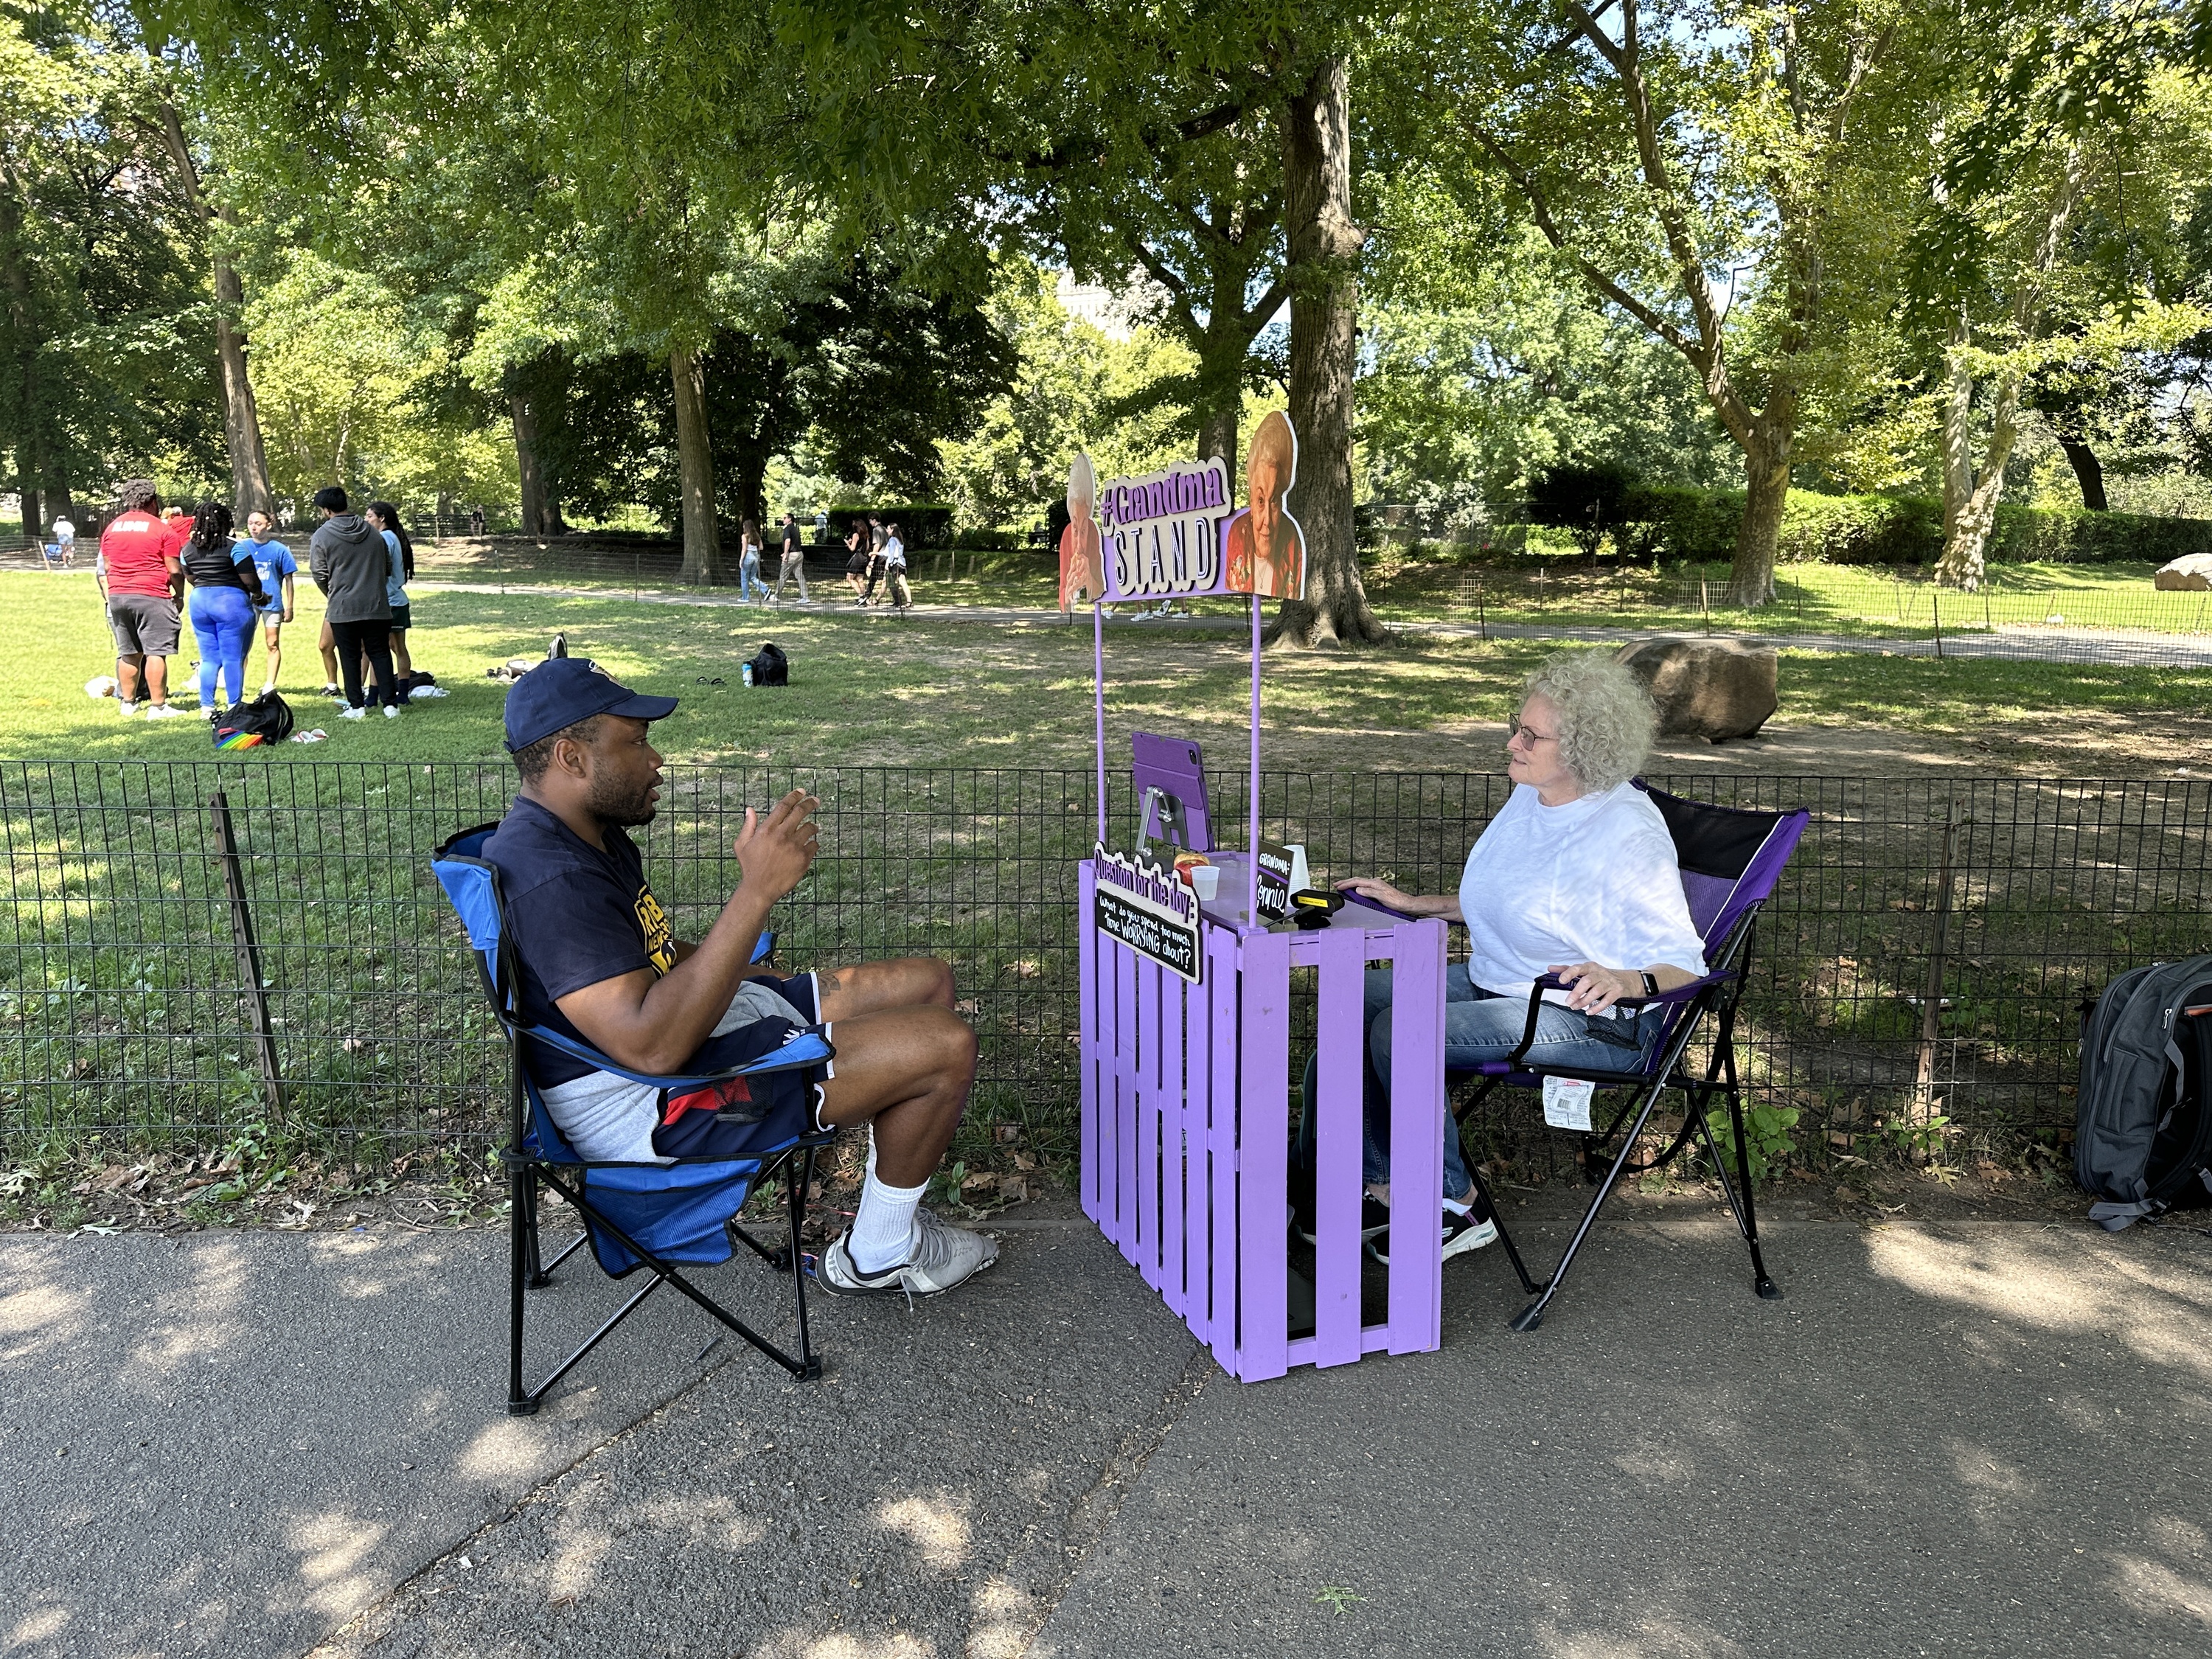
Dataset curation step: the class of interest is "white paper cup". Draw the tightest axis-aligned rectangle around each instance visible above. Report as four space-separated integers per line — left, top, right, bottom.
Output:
1189 865 1220 901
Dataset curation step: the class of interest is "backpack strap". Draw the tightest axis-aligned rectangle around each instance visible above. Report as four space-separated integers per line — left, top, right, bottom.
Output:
2088 1197 2161 1231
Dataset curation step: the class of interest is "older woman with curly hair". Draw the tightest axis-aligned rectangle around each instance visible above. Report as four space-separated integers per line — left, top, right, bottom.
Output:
1302 652 1708 1267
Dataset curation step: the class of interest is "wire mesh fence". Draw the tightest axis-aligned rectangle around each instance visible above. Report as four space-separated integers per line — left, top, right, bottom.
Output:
6 761 2209 1169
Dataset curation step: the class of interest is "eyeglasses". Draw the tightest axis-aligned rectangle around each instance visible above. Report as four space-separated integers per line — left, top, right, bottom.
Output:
1507 714 1558 746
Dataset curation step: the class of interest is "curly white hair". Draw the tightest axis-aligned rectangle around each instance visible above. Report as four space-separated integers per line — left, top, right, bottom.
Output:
1521 652 1657 793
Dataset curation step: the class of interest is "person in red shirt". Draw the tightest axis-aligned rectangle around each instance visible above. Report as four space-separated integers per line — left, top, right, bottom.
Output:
99 479 192 718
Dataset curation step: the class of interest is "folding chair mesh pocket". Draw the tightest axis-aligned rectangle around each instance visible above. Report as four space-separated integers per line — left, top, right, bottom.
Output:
434 824 835 1413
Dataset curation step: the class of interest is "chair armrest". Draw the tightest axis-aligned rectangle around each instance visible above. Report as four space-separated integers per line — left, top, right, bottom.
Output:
1508 968 1738 1067
518 1023 835 1089
1529 968 1739 1008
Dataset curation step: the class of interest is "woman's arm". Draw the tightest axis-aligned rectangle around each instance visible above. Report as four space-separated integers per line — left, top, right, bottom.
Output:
1332 876 1464 924
1547 961 1699 1016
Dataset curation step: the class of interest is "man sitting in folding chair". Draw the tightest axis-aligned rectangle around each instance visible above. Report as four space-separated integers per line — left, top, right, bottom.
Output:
484 657 997 1299
1307 652 1707 1268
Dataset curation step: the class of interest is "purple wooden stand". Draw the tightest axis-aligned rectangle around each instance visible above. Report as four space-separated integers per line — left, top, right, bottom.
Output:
1079 879 1446 1381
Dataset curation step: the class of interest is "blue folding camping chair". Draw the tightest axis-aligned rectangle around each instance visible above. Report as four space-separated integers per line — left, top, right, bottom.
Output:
434 824 836 1413
1453 782 1811 1331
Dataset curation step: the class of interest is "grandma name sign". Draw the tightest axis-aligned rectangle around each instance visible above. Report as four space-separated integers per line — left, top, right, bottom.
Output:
1102 456 1231 601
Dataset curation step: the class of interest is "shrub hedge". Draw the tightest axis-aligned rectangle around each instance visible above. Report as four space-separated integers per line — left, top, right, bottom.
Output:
1624 484 2212 566
823 501 956 548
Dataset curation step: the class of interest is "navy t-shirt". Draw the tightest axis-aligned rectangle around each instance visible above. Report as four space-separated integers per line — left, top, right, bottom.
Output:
481 796 678 1087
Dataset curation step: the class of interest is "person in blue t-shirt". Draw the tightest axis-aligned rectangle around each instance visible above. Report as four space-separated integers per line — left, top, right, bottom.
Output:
236 511 296 695
479 658 999 1301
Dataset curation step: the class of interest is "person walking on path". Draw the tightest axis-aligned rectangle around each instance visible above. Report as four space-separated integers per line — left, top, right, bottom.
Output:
773 511 809 604
309 485 400 720
51 512 74 566
181 502 268 715
737 518 768 605
366 501 415 688
237 511 296 694
98 479 191 718
843 520 869 600
859 515 888 605
881 521 912 613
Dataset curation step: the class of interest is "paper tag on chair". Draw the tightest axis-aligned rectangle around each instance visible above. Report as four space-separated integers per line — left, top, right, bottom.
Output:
1543 1076 1596 1133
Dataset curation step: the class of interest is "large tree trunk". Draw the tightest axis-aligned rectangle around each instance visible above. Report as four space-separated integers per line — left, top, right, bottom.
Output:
153 102 272 521
512 394 549 537
1269 57 1385 648
1 170 47 540
2057 433 2107 511
1936 371 2023 592
670 346 723 584
1730 408 1793 606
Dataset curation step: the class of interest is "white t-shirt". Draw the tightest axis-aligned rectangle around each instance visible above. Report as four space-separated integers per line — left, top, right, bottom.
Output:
52 518 74 544
1456 782 1707 1002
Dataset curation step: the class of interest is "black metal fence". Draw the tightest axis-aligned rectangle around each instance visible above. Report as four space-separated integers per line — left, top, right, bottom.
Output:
6 761 2208 1168
1431 565 2212 665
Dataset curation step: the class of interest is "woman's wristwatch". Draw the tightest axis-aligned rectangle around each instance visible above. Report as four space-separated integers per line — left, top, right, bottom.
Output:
1638 971 1659 998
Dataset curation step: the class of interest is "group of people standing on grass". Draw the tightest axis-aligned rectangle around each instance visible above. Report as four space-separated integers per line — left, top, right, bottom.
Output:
96 478 423 723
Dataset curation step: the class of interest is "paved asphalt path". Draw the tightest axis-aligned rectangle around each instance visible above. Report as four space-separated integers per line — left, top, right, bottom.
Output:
4 1197 2208 1657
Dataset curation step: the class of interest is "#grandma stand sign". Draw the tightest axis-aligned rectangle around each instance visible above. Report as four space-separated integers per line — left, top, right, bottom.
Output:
1060 410 1310 609
1092 843 1203 983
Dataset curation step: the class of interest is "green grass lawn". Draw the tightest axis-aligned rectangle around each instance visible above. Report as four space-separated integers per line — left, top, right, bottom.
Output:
4 570 2209 774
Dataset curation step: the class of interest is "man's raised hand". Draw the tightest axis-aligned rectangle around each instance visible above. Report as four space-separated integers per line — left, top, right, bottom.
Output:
736 788 821 900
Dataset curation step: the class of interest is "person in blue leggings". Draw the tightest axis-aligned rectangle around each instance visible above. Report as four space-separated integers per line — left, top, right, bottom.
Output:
179 502 268 716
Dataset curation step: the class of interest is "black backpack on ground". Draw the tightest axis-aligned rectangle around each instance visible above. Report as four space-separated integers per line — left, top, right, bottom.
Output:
748 641 789 686
2076 954 2212 1230
212 692 296 750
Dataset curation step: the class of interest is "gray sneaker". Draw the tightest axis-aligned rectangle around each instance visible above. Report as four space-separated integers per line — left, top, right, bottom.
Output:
817 1206 998 1301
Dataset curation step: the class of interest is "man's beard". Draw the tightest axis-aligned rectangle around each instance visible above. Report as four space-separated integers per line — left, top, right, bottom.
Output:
587 773 658 827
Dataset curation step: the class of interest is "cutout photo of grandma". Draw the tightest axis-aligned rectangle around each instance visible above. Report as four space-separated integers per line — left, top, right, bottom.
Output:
1222 411 1305 599
1059 452 1105 612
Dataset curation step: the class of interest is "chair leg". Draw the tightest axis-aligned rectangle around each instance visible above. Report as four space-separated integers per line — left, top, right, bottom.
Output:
787 1143 821 1380
507 1161 537 1416
1510 1076 1671 1333
1466 1163 1545 1296
521 1166 551 1287
1704 1051 1781 1301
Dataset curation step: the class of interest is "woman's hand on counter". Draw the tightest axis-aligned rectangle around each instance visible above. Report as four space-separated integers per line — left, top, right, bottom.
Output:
1332 877 1461 923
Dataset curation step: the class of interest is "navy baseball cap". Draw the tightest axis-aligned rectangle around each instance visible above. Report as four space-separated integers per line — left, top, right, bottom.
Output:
502 658 678 752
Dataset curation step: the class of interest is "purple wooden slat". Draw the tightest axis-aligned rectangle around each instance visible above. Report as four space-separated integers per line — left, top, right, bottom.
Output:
1135 960 1165 1292
1311 928 1365 1368
1114 939 1140 1261
1179 947 1211 1340
1208 925 1240 1374
1385 919 1446 1356
1160 967 1189 1317
1079 863 1103 1226
1237 929 1291 1382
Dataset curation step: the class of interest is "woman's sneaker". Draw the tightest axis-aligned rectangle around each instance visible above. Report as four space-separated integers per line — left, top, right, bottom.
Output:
1292 1192 1393 1246
338 706 368 720
818 1206 999 1299
1368 1192 1499 1267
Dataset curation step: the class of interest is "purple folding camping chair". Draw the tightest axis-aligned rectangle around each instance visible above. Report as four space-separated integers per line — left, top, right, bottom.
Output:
1453 782 1810 1332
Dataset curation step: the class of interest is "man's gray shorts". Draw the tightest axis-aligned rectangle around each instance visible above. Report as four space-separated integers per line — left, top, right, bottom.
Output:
107 594 180 657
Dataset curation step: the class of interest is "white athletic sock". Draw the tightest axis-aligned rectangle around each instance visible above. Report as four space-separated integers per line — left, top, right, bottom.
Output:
1443 1192 1472 1217
849 1168 927 1273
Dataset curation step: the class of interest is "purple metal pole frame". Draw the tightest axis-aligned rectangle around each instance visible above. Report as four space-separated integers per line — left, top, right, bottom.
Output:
1093 601 1108 845
1247 595 1261 928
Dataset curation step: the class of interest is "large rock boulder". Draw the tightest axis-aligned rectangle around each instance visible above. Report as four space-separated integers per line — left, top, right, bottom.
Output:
1614 638 1778 743
2154 553 2212 591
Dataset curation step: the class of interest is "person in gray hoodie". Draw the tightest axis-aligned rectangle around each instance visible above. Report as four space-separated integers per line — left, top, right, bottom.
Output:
309 485 400 718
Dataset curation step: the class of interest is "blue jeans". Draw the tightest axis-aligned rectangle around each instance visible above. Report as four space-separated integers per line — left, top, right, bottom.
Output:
1300 964 1663 1202
189 585 257 709
739 554 768 602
